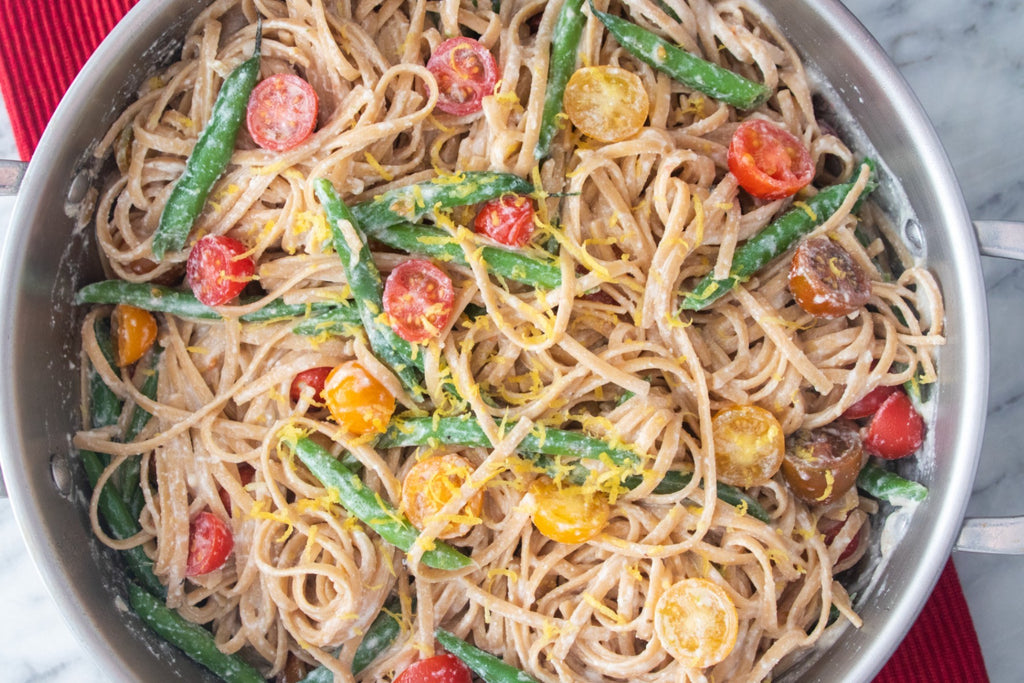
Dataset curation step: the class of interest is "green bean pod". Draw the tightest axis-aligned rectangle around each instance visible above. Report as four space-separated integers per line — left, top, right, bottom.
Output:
857 461 928 504
680 161 878 311
435 629 540 683
535 0 587 160
298 595 406 681
152 25 263 259
127 583 266 682
290 436 473 570
591 5 770 109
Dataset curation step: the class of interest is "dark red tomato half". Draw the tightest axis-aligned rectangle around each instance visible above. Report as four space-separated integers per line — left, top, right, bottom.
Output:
186 235 256 306
821 514 864 565
186 511 234 576
788 236 872 318
473 194 536 247
289 366 334 404
218 463 256 515
843 384 900 420
383 259 456 343
728 119 814 200
246 73 319 152
862 389 925 459
426 37 498 116
394 653 472 683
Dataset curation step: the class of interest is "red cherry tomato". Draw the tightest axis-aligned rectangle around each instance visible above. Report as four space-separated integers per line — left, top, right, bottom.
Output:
426 37 498 116
821 514 864 565
862 390 925 459
218 463 255 515
473 195 536 247
843 385 899 420
393 653 472 683
383 259 456 343
186 511 233 576
246 73 319 152
186 235 255 306
289 366 334 404
728 119 814 200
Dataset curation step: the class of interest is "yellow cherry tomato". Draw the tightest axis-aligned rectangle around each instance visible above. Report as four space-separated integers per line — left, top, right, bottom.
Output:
400 454 483 539
322 361 395 436
529 476 610 544
655 578 739 668
112 303 157 366
563 65 649 143
711 404 785 487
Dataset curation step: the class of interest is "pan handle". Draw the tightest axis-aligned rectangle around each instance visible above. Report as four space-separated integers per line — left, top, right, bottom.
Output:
0 159 27 196
973 220 1024 260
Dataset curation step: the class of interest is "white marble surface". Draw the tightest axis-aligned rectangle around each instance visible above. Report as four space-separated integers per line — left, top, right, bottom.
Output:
1 0 1023 680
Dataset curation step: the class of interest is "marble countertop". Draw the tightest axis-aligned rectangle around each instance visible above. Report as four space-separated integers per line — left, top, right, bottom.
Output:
1 0 1023 680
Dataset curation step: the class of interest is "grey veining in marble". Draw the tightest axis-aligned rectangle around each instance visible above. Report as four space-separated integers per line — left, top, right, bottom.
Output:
2 0 1024 681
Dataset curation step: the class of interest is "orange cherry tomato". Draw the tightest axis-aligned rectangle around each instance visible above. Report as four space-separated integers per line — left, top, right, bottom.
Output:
426 37 498 116
862 389 924 459
382 259 456 343
400 454 483 539
186 511 233 576
563 65 649 143
728 119 814 200
789 236 872 318
186 234 255 306
782 419 864 504
473 194 536 247
322 361 395 436
655 578 738 668
246 73 319 152
529 476 610 544
711 405 785 488
394 654 472 683
112 303 157 366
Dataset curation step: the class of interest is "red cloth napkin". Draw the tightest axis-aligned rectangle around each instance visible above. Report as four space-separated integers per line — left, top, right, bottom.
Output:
0 1 990 681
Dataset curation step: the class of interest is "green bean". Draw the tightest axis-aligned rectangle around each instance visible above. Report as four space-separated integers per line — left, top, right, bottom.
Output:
590 4 769 109
535 0 587 159
350 171 533 230
127 583 266 682
118 352 161 516
289 436 472 570
679 161 878 311
362 220 562 290
621 470 770 522
298 596 406 681
77 281 360 329
151 23 262 259
857 461 928 504
90 316 122 430
435 629 540 683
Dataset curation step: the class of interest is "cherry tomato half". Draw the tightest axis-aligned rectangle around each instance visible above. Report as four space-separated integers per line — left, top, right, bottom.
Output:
821 514 864 566
529 476 610 544
563 65 649 143
394 653 472 683
473 194 536 247
322 361 395 436
789 236 872 318
728 119 814 200
782 419 864 504
246 73 319 152
843 384 899 420
186 235 255 306
426 37 498 116
711 405 785 488
401 454 483 539
186 511 233 576
383 260 456 343
289 366 334 404
112 303 158 366
862 389 925 459
655 578 738 668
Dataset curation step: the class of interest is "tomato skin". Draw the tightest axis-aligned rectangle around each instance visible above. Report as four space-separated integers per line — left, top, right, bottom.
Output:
473 195 536 247
394 653 472 683
289 366 334 404
246 73 319 151
711 405 785 488
401 454 483 539
728 119 814 200
322 361 396 436
426 37 498 116
821 514 864 565
218 463 255 515
113 303 158 366
843 385 899 420
788 236 872 318
186 235 255 306
529 477 610 544
383 260 456 343
186 511 233 576
654 578 738 668
782 419 864 504
862 390 925 459
563 65 649 143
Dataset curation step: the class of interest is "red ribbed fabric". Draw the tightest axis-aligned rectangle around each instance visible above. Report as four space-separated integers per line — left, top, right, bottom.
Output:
0 2 991 682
